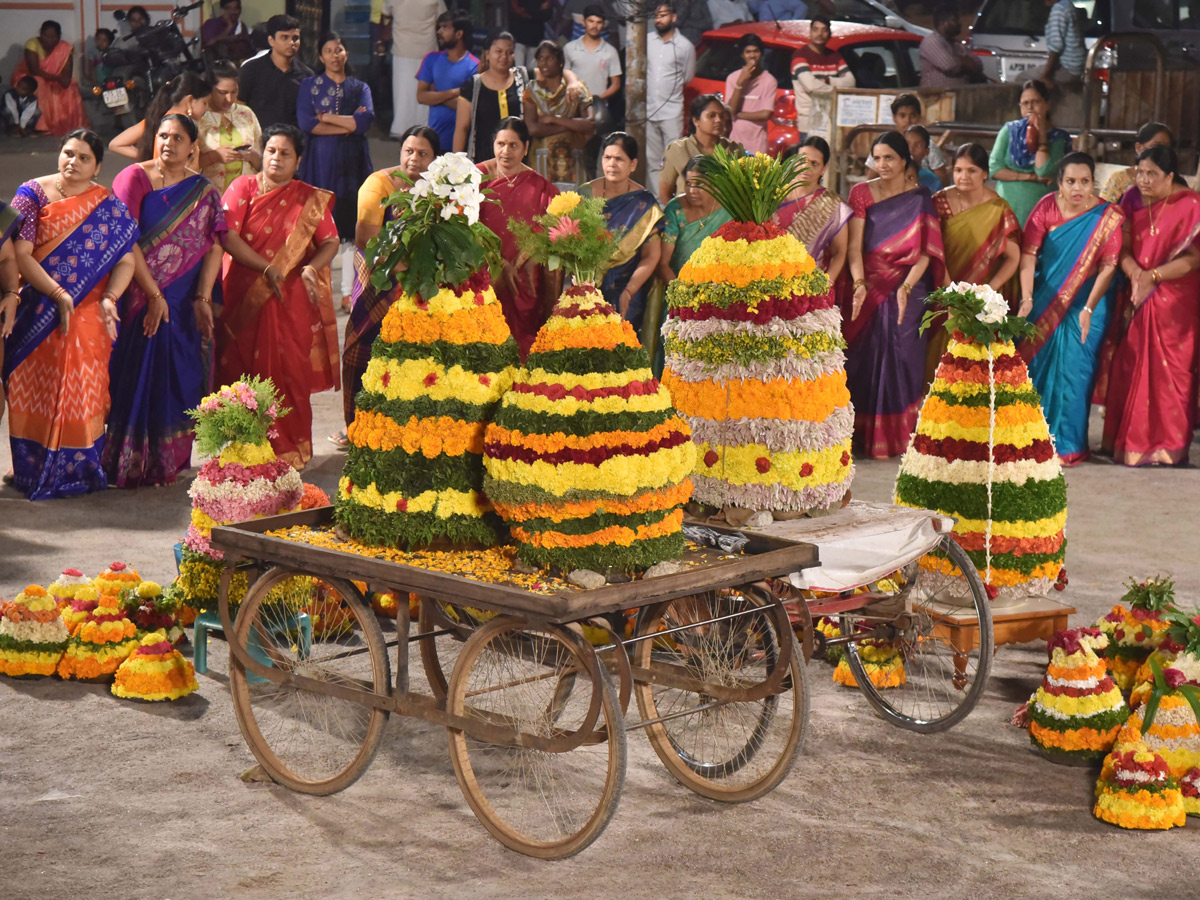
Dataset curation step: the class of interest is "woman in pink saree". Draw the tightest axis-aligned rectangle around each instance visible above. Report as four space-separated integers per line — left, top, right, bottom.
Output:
1100 145 1200 466
14 21 87 136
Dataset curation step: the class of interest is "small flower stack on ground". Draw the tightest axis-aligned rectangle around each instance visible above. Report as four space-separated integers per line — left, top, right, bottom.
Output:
122 581 184 645
112 630 198 701
483 286 695 573
176 378 302 612
661 148 853 516
336 267 519 549
1094 736 1186 830
1106 577 1179 694
94 561 141 598
1027 628 1129 764
895 333 1067 603
832 640 904 689
57 596 140 680
0 586 70 677
48 569 93 611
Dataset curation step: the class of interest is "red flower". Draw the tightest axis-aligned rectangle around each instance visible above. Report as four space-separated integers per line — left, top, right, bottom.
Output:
395 499 408 512
347 480 354 493
423 372 438 387
703 450 719 468
1192 615 1200 628
799 463 814 477
985 583 999 600
109 562 127 571
840 451 851 466
474 292 485 306
413 294 428 309
381 371 391 388
1164 668 1187 689
755 456 771 474
63 568 83 577
479 374 491 386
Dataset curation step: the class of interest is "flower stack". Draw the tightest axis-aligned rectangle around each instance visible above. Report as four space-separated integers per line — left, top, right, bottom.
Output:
1106 577 1179 694
894 285 1066 603
1182 768 1200 815
1094 736 1186 830
94 561 141 598
1026 628 1129 764
57 595 140 680
112 630 198 701
122 581 184 646
49 569 93 611
483 286 696 573
832 641 904 689
662 150 854 517
0 586 70 677
60 584 100 636
176 378 303 612
337 154 517 550
1126 621 1200 781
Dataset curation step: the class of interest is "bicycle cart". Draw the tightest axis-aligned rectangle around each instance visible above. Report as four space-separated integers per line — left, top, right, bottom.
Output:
208 500 991 859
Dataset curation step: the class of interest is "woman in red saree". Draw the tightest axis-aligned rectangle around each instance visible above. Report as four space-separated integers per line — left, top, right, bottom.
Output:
216 124 340 469
4 130 138 499
14 21 87 136
1100 145 1200 466
845 131 946 459
477 116 559 358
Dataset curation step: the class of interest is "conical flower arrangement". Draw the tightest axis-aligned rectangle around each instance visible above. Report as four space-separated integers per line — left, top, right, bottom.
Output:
94 561 141 598
0 586 70 677
484 286 696 572
661 148 854 516
1094 738 1186 830
1106 577 1179 694
1027 628 1128 763
895 287 1066 602
57 595 139 680
48 568 93 611
112 630 198 701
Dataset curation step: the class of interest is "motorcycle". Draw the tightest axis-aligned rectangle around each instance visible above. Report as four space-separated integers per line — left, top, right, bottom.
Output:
105 1 206 105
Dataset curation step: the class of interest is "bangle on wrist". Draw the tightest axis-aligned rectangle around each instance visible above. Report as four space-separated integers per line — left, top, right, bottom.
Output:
853 279 866 288
1151 268 1162 284
1079 307 1093 315
195 295 211 304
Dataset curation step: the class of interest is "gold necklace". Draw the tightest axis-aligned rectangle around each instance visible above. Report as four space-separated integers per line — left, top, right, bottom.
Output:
1147 197 1159 236
154 157 181 188
55 176 87 198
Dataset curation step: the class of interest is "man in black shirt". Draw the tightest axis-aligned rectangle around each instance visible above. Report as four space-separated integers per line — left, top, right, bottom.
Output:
237 14 312 129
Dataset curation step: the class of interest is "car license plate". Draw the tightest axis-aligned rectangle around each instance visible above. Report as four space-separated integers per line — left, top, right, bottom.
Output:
1002 59 1040 83
103 87 128 108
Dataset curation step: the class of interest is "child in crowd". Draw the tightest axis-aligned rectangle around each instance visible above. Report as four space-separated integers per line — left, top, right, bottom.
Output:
905 125 945 193
86 28 118 87
890 92 947 181
2 77 41 135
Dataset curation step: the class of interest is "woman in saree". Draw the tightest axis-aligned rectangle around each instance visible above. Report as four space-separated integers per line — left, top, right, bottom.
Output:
14 21 87 136
333 124 440 447
216 124 339 469
108 72 212 164
773 137 851 282
524 40 593 183
1015 152 1123 466
930 142 1022 376
845 131 945 459
103 113 279 487
1100 145 1200 466
1099 122 1173 205
989 80 1071 226
581 132 664 341
4 130 138 499
0 207 24 427
477 116 559 358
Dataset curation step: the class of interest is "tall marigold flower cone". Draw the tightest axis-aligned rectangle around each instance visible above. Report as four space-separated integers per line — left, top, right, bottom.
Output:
1027 628 1129 764
483 286 696 573
0 586 70 678
894 333 1067 604
335 268 519 549
661 150 854 517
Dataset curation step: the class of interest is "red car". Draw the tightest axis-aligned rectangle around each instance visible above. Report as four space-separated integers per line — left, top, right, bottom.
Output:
686 21 925 156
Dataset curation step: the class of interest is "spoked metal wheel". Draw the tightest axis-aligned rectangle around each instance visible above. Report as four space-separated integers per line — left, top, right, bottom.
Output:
632 587 808 802
418 599 494 702
446 617 626 859
229 569 391 794
840 533 993 733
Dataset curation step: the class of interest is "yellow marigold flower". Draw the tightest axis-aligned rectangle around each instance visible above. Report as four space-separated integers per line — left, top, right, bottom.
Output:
547 191 583 217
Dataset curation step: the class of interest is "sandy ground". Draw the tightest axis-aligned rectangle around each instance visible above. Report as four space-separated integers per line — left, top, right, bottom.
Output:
2 139 1200 899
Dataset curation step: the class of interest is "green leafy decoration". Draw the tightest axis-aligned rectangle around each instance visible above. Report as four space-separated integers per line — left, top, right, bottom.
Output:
509 195 617 285
694 145 810 224
1119 575 1177 613
188 376 289 458
921 284 1037 346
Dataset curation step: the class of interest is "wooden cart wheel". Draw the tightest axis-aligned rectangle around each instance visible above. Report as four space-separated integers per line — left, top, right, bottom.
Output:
839 533 993 733
446 617 626 859
632 587 808 803
417 598 480 702
229 569 391 795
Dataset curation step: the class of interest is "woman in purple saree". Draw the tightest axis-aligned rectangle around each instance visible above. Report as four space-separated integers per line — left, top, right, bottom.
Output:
845 132 945 458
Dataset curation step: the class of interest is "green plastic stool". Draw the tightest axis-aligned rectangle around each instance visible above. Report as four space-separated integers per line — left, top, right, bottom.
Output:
193 609 312 680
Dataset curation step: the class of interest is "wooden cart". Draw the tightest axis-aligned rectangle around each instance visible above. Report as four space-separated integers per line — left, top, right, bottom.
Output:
208 505 992 859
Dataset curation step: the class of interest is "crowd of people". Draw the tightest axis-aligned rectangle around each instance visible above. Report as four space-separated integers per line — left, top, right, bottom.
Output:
0 2 1196 504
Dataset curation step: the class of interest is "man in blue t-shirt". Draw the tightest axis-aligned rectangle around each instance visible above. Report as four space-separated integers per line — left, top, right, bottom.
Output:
415 12 478 151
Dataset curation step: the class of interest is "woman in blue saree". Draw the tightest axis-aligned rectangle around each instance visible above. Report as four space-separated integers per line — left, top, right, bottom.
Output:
103 113 278 486
1016 152 1123 466
581 132 663 336
5 130 138 499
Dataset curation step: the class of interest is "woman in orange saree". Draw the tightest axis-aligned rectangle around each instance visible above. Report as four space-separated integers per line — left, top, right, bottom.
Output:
14 21 88 136
1100 145 1200 466
215 124 340 469
4 130 137 499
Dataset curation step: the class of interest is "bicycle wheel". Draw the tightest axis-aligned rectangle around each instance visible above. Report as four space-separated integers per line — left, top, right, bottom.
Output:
447 617 626 859
417 599 492 702
633 588 808 803
840 533 993 733
229 569 391 795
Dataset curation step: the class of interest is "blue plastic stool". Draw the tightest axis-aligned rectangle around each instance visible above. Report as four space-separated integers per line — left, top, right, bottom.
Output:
193 608 312 680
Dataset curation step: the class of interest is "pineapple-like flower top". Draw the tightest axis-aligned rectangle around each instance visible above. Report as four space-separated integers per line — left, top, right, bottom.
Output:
693 146 810 225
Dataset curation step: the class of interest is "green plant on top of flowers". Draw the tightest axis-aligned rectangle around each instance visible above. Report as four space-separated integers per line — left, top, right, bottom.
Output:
509 191 617 286
1121 575 1177 612
367 151 501 301
922 282 1037 346
189 376 289 458
694 146 810 224
1165 608 1200 654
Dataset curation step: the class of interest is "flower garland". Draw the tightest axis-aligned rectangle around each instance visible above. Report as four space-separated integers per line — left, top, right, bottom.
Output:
483 286 694 572
0 586 71 677
337 269 519 549
894 332 1066 602
112 630 198 701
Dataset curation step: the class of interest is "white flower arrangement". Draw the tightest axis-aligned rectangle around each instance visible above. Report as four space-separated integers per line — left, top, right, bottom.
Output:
922 281 1036 345
410 152 484 226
